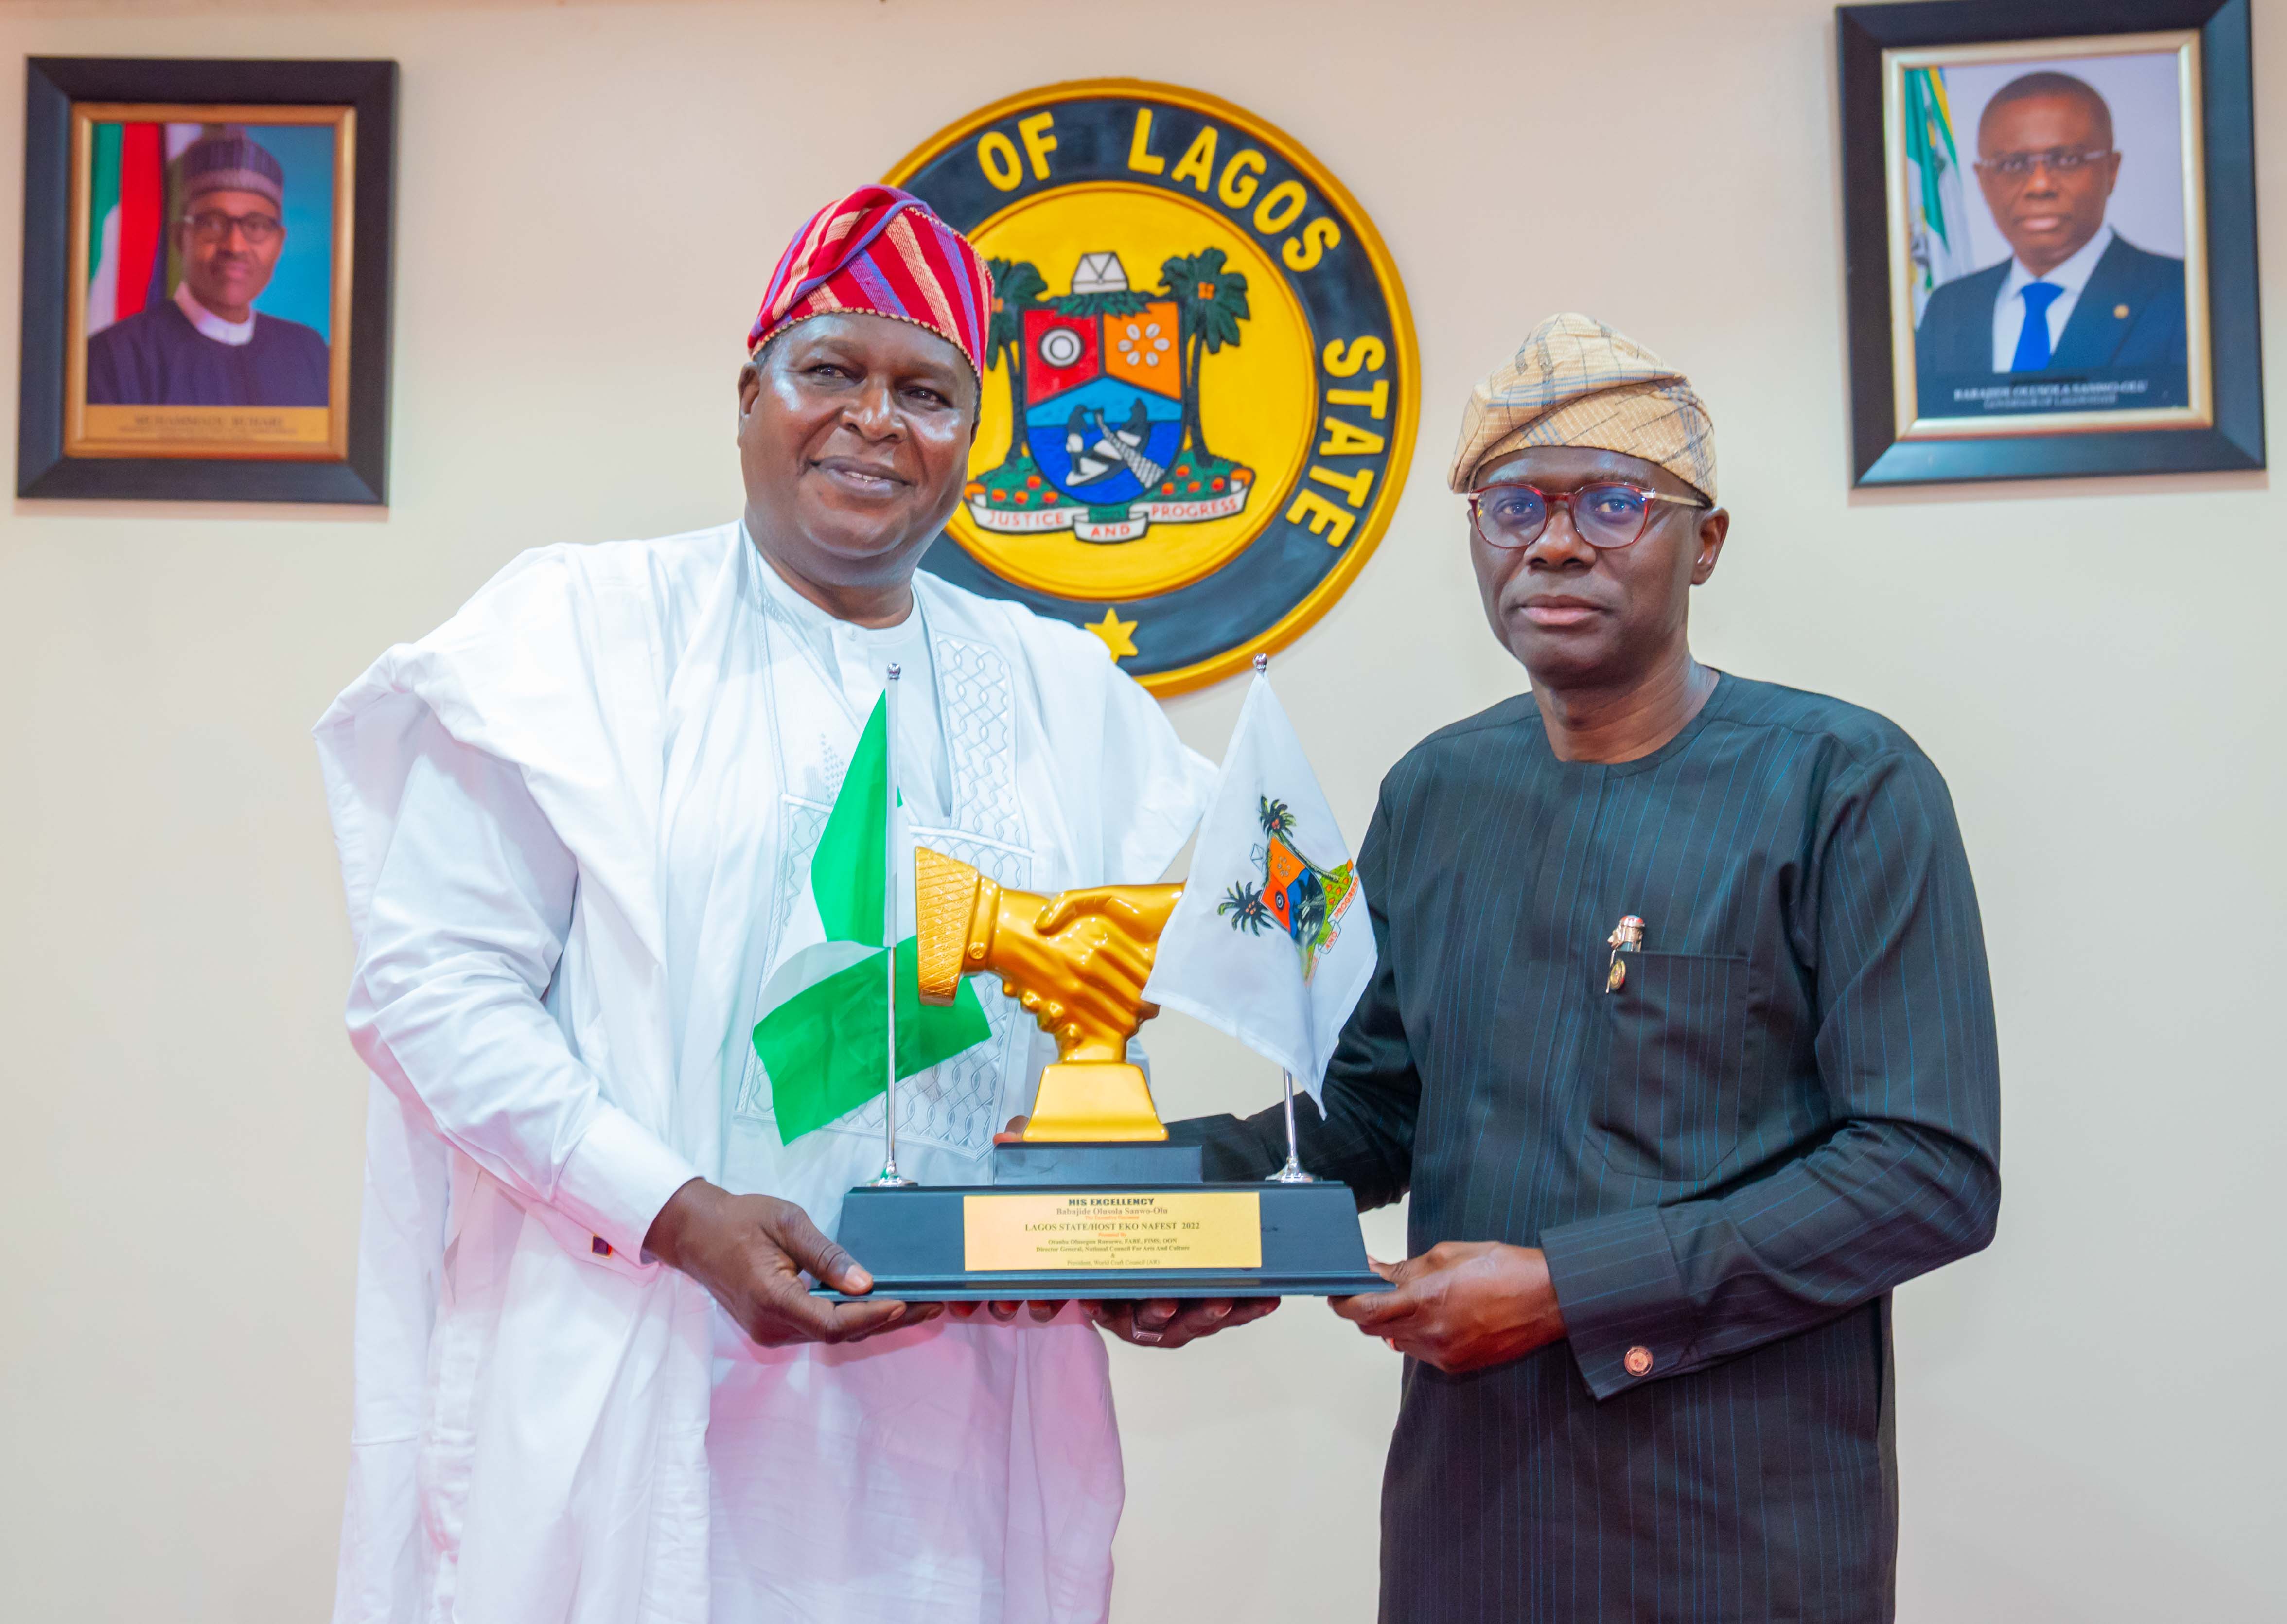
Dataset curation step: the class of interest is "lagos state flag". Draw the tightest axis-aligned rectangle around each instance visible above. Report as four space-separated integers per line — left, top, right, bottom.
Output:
1142 670 1373 1105
86 123 168 336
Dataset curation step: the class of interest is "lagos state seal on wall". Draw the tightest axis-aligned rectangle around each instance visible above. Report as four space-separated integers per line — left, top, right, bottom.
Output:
887 80 1417 694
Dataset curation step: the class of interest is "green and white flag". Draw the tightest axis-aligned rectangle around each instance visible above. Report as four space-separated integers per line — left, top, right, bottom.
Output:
1902 67 1977 320
751 694 990 1143
86 121 168 336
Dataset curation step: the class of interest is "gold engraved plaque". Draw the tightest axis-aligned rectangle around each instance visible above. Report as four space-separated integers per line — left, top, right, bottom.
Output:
963 1191 1263 1271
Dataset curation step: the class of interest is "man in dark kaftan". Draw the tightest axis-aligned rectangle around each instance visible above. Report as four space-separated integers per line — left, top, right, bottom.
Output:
1164 313 2003 1624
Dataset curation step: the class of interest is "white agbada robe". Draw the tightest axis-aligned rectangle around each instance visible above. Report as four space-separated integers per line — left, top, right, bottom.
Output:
315 521 1214 1624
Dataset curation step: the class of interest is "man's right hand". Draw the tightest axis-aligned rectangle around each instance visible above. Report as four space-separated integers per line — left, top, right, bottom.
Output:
643 1178 934 1346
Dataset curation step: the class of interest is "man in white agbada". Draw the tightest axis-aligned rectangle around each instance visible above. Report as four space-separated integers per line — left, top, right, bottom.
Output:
314 187 1246 1624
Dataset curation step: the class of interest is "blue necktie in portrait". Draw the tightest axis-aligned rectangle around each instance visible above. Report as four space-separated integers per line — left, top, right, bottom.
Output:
2010 281 2064 371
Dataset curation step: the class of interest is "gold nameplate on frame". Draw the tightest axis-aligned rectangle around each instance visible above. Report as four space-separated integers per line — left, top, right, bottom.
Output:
79 405 334 452
963 1192 1263 1272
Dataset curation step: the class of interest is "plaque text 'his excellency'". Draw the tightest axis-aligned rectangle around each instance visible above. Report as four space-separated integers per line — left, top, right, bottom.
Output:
962 1192 1263 1271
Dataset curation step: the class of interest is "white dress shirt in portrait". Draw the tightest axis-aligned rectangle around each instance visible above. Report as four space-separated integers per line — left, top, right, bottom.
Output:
1990 222 2115 372
172 279 256 346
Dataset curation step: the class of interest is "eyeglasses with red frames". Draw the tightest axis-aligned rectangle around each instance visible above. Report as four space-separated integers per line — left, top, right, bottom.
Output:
1466 480 1710 551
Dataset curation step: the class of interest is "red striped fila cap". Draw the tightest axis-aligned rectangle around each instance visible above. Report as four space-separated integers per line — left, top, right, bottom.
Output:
747 184 993 381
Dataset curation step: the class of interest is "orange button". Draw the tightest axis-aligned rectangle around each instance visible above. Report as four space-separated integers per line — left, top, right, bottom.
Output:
1624 1345 1654 1377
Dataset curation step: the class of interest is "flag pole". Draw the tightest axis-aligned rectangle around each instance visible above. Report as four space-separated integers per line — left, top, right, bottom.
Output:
870 664 915 1190
1270 1069 1315 1184
1248 651 1316 1186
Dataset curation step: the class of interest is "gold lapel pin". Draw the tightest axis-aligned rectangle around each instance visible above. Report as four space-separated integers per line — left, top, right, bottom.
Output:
1606 915 1645 992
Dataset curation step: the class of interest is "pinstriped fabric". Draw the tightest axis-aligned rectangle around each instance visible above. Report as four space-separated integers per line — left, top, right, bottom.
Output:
744 184 993 377
1172 675 2000 1624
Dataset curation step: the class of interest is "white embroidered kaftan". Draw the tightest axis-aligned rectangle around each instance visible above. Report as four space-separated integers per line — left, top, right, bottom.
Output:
315 523 1214 1624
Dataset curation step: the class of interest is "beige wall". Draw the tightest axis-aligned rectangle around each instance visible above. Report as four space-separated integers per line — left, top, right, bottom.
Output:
2 1 2281 1618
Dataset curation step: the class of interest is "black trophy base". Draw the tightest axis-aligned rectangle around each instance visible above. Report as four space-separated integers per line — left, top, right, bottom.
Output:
818 1141 1386 1301
989 1140 1203 1184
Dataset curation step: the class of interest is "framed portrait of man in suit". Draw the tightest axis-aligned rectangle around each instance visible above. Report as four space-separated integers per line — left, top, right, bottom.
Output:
16 57 396 503
1839 0 2262 486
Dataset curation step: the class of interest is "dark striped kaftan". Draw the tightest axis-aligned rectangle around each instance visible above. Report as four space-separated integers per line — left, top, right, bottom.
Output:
1171 674 2002 1624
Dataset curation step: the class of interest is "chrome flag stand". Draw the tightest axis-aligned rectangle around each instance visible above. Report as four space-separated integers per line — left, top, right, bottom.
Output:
1248 654 1316 1187
870 662 915 1189
1269 1070 1315 1184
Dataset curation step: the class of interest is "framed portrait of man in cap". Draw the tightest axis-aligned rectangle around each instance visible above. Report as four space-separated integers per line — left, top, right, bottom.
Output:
17 58 396 503
1838 0 2262 486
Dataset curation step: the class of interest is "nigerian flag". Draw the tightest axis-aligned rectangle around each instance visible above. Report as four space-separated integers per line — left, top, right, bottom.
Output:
751 693 990 1143
86 122 167 336
1902 67 1976 320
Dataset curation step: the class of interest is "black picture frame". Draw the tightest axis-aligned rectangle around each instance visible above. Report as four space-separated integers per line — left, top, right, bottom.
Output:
16 56 397 503
1838 0 2262 485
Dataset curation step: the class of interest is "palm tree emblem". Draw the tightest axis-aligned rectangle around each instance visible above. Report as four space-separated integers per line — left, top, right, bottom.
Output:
1217 795 1357 979
1158 248 1251 466
1217 880 1274 934
984 257 1049 424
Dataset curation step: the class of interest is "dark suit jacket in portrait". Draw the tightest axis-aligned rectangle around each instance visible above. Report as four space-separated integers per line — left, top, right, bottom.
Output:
86 300 331 408
1172 676 2002 1624
1914 234 2187 419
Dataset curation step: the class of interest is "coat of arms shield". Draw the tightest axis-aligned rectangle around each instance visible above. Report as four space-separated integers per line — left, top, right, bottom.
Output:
1021 299 1185 510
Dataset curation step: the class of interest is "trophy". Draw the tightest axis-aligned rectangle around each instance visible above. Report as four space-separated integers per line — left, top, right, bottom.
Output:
825 851 1383 1302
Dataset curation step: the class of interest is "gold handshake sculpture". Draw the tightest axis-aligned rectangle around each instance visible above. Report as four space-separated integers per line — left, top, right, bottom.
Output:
913 847 1182 1143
